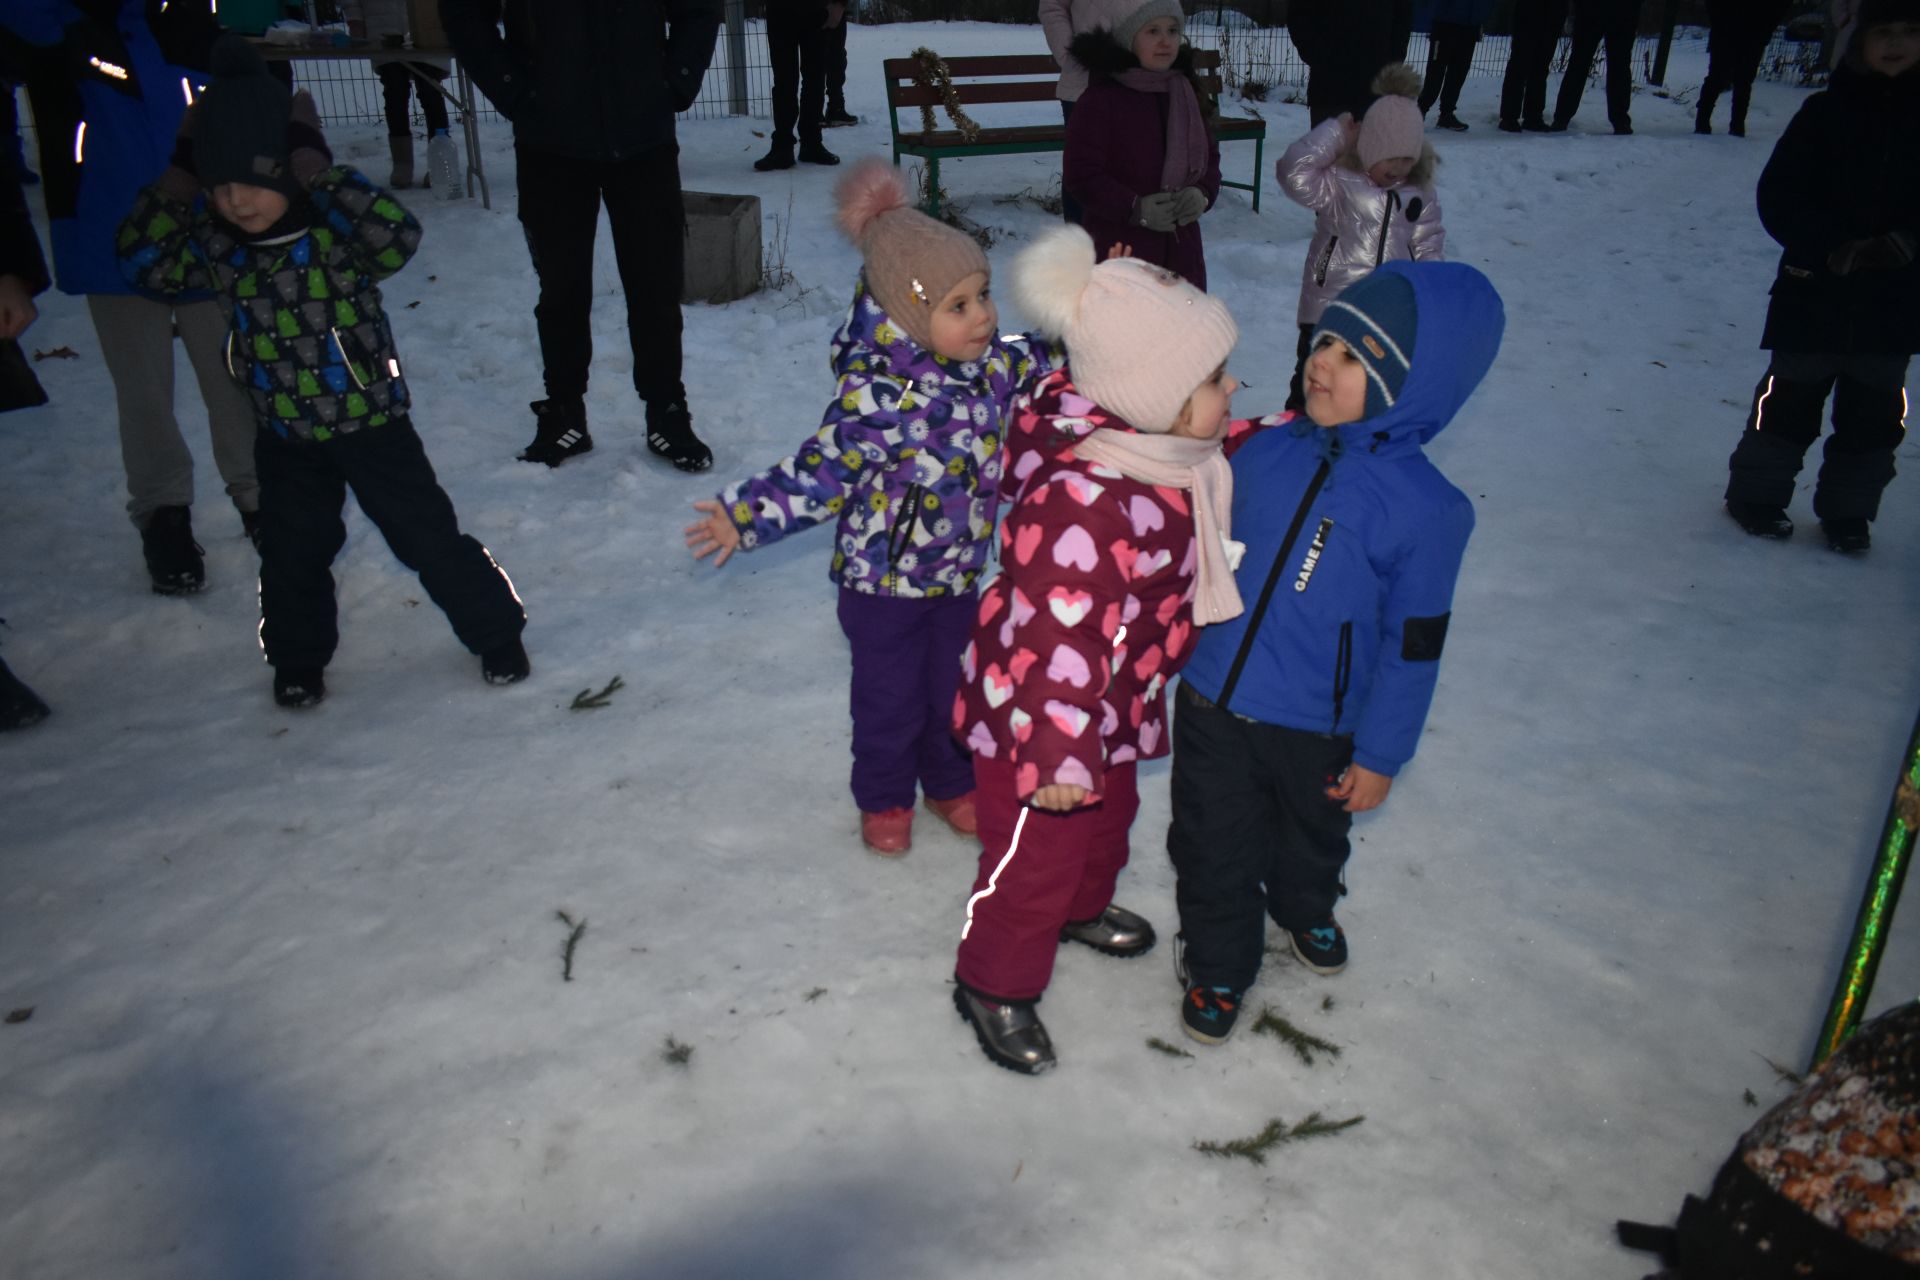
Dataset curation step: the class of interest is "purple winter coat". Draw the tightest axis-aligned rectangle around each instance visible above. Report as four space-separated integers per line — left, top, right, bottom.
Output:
1279 114 1446 326
1062 41 1222 289
719 280 1056 598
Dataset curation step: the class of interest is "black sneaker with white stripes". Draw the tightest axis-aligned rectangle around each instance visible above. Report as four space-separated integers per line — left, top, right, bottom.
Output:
519 398 594 467
645 399 712 472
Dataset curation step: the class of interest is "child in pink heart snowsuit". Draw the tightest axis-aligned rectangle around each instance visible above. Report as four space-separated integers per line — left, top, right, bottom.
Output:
949 223 1244 1075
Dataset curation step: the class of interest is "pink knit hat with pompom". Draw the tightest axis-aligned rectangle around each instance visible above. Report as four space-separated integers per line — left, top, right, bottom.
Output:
1358 64 1426 170
836 158 990 352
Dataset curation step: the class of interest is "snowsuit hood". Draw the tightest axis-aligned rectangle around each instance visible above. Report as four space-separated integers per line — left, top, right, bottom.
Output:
1320 259 1502 460
1066 28 1209 106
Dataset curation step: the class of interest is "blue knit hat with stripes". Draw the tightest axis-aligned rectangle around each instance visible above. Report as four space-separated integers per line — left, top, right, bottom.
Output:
1311 270 1419 422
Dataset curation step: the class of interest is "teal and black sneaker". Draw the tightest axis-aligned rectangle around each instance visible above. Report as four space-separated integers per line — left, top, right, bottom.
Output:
1287 919 1348 976
1181 984 1242 1046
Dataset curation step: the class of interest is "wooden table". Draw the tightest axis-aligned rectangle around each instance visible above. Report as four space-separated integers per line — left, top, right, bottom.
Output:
249 40 492 210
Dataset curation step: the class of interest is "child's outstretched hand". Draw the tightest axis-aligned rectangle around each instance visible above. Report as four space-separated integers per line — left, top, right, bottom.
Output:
686 499 742 566
1030 783 1088 812
1326 763 1390 813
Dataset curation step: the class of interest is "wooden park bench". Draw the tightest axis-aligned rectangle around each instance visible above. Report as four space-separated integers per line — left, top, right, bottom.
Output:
883 50 1268 218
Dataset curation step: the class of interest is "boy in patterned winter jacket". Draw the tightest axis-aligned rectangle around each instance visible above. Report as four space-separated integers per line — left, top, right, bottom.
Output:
686 160 1054 856
118 35 526 709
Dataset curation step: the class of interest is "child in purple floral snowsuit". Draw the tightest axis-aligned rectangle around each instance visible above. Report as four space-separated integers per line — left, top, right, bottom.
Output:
687 159 1055 855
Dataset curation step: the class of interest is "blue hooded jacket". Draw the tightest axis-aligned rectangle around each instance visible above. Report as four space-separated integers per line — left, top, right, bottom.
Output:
1179 259 1504 776
3 0 215 297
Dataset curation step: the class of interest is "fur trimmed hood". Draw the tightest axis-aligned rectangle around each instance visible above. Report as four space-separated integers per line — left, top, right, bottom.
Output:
1066 27 1209 108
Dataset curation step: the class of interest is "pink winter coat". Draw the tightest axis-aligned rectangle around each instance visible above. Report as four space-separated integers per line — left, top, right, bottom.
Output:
1278 114 1446 326
953 370 1209 804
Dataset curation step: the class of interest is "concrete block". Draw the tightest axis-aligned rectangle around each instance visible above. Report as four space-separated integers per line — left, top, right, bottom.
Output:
681 191 762 305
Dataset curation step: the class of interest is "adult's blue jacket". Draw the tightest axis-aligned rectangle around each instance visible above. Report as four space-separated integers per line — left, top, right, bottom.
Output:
1180 260 1504 777
1 0 218 297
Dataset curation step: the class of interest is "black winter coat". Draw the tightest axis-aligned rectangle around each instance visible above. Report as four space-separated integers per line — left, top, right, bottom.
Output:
1289 0 1401 115
438 0 721 163
1756 62 1920 355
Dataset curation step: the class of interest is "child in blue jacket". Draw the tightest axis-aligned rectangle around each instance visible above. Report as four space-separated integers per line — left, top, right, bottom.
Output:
1165 259 1503 1045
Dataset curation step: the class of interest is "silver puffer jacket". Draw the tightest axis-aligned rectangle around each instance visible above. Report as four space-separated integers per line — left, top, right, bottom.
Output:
1278 114 1446 326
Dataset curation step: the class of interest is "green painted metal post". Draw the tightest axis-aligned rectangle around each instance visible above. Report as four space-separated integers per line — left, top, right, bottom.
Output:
1810 707 1920 1070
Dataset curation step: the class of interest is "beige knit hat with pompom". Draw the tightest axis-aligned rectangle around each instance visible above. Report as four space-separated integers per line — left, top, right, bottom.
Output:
1010 225 1237 433
835 158 989 352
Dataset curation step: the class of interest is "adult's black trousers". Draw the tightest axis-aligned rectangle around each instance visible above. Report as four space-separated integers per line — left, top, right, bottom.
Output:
1420 21 1479 118
766 7 831 147
1166 682 1355 994
376 62 449 136
1724 351 1909 521
1500 0 1569 127
255 419 525 670
1552 0 1638 129
515 141 686 407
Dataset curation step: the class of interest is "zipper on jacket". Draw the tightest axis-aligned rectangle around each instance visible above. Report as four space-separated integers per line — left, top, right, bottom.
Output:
1330 621 1352 732
1315 235 1338 287
1217 459 1331 712
330 327 368 391
880 483 924 597
1374 190 1400 268
887 483 925 567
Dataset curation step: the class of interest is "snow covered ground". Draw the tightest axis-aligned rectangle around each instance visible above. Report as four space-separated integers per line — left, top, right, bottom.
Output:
3 23 1917 1280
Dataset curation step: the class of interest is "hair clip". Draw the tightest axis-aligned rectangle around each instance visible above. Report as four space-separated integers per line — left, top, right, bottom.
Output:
910 277 929 305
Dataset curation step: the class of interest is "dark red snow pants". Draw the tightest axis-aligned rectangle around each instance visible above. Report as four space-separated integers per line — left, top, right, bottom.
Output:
953 752 1139 1003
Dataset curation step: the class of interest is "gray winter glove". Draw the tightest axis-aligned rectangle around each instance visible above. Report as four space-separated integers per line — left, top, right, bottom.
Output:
1131 190 1179 233
1170 185 1208 225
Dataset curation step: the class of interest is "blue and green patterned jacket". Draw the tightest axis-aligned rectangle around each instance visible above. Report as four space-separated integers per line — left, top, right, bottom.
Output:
116 166 419 442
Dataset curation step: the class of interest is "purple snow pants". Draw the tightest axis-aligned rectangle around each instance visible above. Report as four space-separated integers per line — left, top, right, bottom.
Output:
836 589 977 814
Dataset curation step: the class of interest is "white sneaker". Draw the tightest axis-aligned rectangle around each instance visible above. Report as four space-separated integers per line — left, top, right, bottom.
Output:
427 133 462 201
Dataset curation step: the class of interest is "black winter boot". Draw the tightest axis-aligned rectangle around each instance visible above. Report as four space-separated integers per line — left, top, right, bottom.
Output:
645 399 712 472
141 505 205 596
753 140 795 171
519 398 593 467
0 655 50 730
953 985 1055 1075
481 638 530 685
273 666 327 709
797 138 840 165
1726 501 1794 540
1821 518 1871 554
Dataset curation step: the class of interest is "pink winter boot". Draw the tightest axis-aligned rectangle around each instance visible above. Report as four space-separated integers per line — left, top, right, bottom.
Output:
860 807 914 855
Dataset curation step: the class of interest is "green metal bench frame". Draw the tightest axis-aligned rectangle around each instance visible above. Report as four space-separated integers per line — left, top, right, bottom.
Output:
883 50 1266 218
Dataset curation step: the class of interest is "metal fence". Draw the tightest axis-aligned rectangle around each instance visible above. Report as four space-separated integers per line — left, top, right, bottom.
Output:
289 16 776 128
1184 26 1669 98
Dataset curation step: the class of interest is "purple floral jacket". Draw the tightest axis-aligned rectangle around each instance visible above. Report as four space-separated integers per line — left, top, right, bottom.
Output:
719 281 1056 598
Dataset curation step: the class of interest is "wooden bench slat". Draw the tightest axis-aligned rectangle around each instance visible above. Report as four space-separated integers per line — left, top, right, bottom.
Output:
883 54 1062 77
890 80 1063 108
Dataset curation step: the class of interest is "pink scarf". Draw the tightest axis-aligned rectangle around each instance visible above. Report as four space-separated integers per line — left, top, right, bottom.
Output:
1071 429 1244 626
1114 67 1209 192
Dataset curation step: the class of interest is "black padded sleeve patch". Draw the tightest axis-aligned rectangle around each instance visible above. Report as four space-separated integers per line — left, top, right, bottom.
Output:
1402 613 1451 662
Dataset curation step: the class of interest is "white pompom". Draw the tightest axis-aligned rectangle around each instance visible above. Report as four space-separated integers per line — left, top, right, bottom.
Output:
1009 224 1097 340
